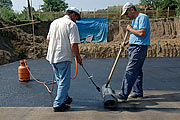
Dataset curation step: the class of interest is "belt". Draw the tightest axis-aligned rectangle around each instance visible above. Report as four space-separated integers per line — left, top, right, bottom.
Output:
129 44 148 46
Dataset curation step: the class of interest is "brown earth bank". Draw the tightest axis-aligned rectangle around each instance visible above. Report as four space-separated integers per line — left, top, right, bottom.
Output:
0 17 180 65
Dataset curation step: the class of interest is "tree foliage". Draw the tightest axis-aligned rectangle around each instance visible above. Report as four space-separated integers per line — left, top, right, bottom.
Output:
0 0 12 8
175 0 180 16
41 0 68 12
140 0 156 6
0 6 15 22
157 0 178 10
140 0 178 10
16 7 36 21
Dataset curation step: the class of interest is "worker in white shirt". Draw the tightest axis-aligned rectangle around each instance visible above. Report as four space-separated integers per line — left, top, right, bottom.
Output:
46 7 82 112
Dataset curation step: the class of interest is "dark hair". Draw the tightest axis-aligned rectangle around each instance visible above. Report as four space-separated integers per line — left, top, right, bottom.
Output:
129 6 137 11
66 10 81 20
66 10 74 15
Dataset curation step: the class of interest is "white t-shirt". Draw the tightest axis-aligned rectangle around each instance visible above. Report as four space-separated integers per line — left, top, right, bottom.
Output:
46 15 80 64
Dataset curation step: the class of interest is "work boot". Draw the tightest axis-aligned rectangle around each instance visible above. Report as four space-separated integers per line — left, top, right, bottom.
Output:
129 93 143 98
53 103 70 112
113 94 127 102
64 96 72 105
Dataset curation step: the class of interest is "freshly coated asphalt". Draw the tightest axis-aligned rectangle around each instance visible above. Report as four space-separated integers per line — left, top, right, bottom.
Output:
0 58 180 120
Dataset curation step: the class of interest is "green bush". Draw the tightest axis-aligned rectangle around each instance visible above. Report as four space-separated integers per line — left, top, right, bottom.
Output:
0 6 16 22
175 3 180 16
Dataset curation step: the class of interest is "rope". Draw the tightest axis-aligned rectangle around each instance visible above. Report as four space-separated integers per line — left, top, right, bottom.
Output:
23 57 78 93
0 21 41 30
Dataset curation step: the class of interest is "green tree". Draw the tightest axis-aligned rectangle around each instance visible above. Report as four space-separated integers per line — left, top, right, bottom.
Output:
140 0 178 10
0 0 12 8
157 0 178 10
139 0 156 9
140 0 179 16
14 6 41 21
0 6 15 22
175 0 180 16
41 0 68 12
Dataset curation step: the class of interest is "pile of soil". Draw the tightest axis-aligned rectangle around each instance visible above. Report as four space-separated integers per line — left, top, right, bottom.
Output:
0 20 47 65
79 37 180 58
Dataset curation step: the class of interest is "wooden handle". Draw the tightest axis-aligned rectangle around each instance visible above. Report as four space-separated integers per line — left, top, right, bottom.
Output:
105 31 129 88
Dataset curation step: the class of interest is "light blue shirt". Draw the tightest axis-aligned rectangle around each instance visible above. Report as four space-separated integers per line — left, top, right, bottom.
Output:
129 13 151 45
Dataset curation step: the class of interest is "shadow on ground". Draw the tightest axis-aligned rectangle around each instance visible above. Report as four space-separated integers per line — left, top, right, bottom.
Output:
68 92 180 113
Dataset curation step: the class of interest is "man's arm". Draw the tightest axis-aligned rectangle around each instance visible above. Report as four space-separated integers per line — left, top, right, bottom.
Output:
71 43 82 65
127 25 146 37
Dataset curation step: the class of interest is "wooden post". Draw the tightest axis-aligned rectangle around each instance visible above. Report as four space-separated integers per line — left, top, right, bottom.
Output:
119 6 121 19
50 7 52 17
94 8 96 18
157 40 159 57
167 7 170 18
27 9 29 19
87 9 89 18
107 7 109 18
81 8 83 18
156 8 159 19
39 5 41 17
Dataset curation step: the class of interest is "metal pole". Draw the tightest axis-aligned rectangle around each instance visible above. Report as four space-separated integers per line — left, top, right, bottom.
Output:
81 65 100 92
27 0 32 19
30 0 34 40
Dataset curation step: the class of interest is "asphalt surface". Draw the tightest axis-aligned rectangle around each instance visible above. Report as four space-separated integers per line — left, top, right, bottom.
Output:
0 58 180 120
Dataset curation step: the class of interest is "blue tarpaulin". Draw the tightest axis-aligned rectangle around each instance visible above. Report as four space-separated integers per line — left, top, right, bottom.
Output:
77 18 108 43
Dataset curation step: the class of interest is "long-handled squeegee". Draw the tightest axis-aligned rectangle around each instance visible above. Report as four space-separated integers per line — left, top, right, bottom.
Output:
102 31 129 108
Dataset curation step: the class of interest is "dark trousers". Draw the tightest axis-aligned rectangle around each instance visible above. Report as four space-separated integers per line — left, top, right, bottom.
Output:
120 45 148 99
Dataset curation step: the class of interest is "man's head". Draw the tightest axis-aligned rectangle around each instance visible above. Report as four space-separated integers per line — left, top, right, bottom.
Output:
121 2 137 19
66 7 81 22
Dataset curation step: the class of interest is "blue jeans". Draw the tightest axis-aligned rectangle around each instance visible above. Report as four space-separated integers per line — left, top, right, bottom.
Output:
120 45 148 99
51 61 71 108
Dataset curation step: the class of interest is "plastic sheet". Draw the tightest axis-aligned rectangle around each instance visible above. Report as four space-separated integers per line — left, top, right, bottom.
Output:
77 18 108 43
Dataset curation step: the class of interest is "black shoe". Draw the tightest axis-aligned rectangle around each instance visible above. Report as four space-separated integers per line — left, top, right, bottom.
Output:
113 94 127 102
53 103 70 112
129 93 143 98
64 96 72 105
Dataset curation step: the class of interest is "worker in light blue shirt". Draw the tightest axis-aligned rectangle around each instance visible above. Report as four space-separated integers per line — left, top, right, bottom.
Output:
129 13 150 45
114 2 151 101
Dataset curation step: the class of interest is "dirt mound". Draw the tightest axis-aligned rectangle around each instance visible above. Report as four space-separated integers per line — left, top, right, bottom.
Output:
0 20 47 65
78 38 180 58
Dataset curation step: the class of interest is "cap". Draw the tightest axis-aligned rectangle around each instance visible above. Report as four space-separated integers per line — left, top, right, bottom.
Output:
121 2 134 16
66 7 81 20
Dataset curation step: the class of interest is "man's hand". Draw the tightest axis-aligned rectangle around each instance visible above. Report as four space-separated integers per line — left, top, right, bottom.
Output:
120 41 129 48
71 43 83 66
76 55 83 66
126 24 146 37
127 25 133 32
